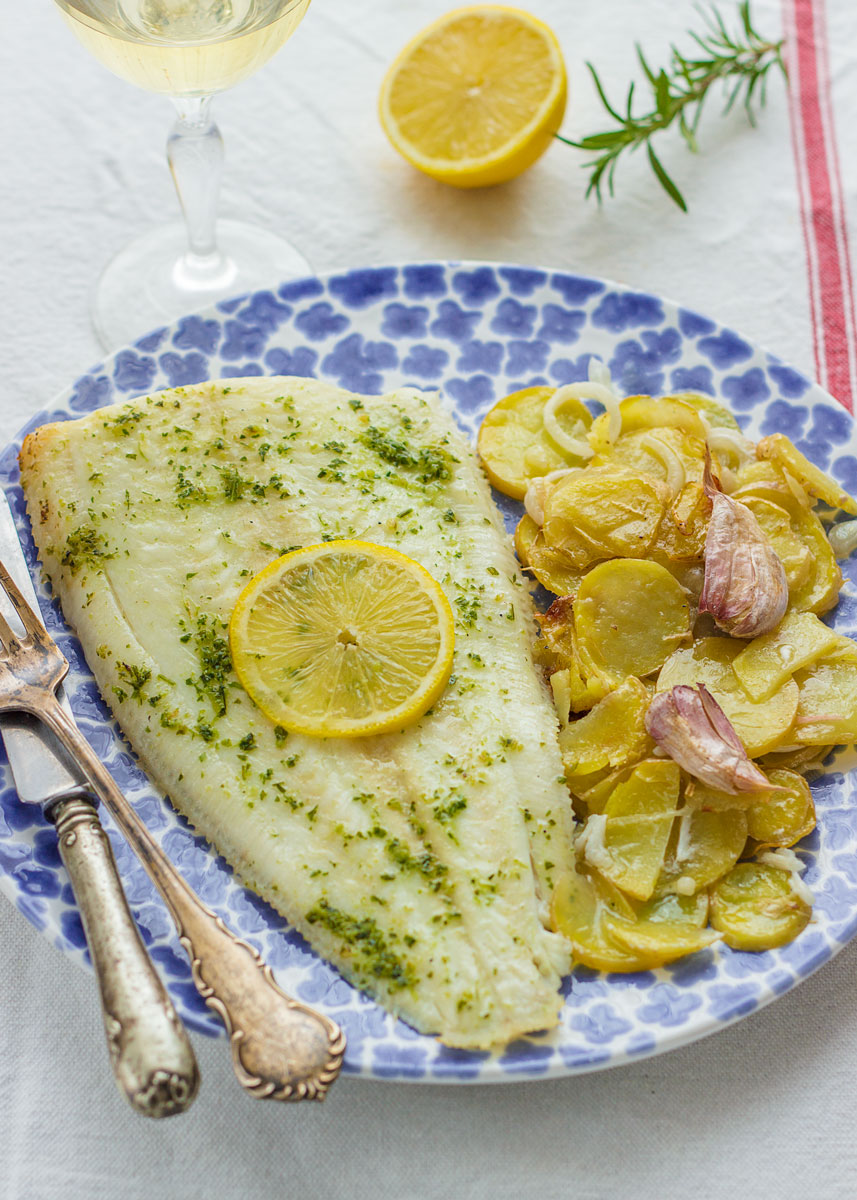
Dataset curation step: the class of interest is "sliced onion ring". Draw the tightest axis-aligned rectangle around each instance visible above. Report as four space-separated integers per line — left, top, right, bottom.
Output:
523 466 581 526
705 425 755 465
829 518 857 559
639 433 686 497
542 383 619 458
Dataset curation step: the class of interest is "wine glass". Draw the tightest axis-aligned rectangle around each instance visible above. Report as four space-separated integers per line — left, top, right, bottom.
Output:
53 0 313 349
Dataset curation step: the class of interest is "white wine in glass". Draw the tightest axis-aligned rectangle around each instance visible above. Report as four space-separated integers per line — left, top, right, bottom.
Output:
53 0 313 348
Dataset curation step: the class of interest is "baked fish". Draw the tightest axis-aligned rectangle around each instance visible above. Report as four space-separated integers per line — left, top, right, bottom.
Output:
19 377 573 1047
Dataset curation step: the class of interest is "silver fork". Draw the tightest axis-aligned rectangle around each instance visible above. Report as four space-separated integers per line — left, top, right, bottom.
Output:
0 557 345 1102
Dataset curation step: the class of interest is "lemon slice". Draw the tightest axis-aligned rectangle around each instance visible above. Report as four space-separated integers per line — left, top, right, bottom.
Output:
379 5 567 188
229 541 455 738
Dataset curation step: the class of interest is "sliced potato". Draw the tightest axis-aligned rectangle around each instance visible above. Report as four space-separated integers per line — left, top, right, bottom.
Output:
573 761 643 815
574 559 691 681
665 560 705 604
790 508 843 614
598 760 681 900
655 807 749 896
588 396 708 455
672 391 741 431
651 481 710 563
738 495 842 614
477 385 591 500
514 513 539 565
608 919 721 964
540 596 612 711
745 768 816 851
758 743 834 774
733 458 799 498
543 470 668 561
709 862 811 950
552 867 718 972
793 656 857 745
558 676 652 782
591 427 710 490
538 594 577 663
551 866 645 972
527 532 591 597
738 498 814 594
657 637 800 756
637 890 709 927
732 610 842 701
685 777 765 813
757 433 857 515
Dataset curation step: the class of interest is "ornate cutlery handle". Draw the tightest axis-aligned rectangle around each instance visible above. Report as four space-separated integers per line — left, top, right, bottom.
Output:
41 701 345 1101
53 795 200 1117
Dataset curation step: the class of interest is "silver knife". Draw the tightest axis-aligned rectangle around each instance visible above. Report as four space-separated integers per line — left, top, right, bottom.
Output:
0 489 199 1117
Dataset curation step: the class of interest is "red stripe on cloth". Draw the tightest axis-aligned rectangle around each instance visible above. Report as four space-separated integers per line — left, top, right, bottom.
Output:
784 0 856 411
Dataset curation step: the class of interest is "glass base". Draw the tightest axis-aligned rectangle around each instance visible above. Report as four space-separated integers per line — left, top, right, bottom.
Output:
93 219 312 350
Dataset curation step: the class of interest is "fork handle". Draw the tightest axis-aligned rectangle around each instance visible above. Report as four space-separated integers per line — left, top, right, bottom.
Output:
40 700 345 1102
53 795 200 1118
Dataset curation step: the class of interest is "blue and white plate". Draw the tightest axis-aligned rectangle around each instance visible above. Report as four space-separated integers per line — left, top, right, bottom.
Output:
2 261 857 1082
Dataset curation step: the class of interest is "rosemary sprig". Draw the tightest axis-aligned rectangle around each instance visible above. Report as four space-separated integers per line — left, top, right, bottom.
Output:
557 1 787 211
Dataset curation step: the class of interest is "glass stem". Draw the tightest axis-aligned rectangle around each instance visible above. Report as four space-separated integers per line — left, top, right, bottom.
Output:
167 95 231 286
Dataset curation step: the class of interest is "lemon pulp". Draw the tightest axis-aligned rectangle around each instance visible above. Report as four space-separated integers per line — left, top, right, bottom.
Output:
379 5 567 188
229 540 455 738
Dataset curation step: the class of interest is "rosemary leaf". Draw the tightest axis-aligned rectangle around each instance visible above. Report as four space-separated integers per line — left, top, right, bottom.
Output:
559 0 787 209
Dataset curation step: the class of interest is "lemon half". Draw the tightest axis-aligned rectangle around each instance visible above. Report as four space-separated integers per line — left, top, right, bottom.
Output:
229 541 455 738
379 5 567 188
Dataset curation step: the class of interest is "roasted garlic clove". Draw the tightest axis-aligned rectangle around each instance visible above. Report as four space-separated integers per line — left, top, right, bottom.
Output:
645 683 771 794
699 452 788 638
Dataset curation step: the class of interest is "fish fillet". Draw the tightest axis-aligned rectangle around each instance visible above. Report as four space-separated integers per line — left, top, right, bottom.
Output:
20 377 574 1047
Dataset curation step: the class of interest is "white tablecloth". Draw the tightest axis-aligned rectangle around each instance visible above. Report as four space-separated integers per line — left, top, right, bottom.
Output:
3 2 857 1196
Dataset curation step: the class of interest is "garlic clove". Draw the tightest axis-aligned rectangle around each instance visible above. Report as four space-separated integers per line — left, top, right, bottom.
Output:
699 451 788 638
645 683 771 794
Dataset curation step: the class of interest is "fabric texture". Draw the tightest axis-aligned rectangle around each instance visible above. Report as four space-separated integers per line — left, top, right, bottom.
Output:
3 1 857 1196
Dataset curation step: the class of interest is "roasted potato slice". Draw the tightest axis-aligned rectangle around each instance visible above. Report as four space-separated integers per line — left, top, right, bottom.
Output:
517 515 591 597
657 637 800 756
543 470 669 561
758 743 835 775
591 427 710 491
588 396 709 456
655 807 749 896
738 495 842 614
558 676 653 782
574 559 691 682
745 769 816 851
733 458 800 499
540 596 612 712
528 533 592 597
597 760 681 900
514 513 539 565
790 508 843 614
792 655 857 745
709 861 811 950
607 918 721 965
477 385 591 500
550 866 643 972
734 497 813 593
572 761 645 815
732 610 843 701
650 481 710 563
637 890 709 927
672 391 741 431
551 866 718 972
757 433 857 515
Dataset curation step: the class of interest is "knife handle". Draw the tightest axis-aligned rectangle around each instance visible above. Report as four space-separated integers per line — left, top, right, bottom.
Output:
53 795 200 1118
